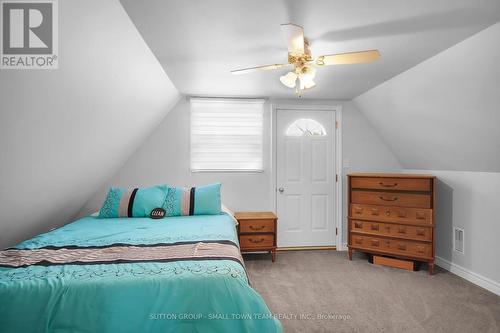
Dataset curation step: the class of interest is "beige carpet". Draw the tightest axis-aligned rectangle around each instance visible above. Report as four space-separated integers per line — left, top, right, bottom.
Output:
244 250 500 333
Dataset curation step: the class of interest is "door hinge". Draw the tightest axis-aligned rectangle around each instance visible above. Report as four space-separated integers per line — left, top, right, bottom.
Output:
335 121 339 129
336 228 338 235
335 174 339 182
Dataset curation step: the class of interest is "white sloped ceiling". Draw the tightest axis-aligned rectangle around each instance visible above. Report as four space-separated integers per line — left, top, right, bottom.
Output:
120 0 500 99
0 0 180 248
353 22 500 172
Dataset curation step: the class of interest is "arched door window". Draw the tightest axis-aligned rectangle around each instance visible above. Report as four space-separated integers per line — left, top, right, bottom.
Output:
285 118 327 137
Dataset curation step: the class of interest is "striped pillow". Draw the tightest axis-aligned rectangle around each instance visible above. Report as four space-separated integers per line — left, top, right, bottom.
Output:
163 183 221 217
98 183 221 218
98 185 168 218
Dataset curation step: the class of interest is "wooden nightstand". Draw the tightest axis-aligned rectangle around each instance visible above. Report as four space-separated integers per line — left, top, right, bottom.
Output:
235 212 277 262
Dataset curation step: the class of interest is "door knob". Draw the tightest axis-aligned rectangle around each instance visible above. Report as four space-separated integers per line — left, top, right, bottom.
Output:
278 187 284 193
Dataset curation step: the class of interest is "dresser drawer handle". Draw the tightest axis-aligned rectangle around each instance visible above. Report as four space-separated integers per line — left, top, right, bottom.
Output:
379 182 398 187
371 240 380 247
371 224 379 231
398 244 407 251
249 238 265 243
379 196 398 202
354 222 363 228
249 225 266 230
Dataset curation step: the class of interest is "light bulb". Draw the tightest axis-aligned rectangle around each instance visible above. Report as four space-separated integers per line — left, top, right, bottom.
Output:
299 76 316 90
280 71 297 88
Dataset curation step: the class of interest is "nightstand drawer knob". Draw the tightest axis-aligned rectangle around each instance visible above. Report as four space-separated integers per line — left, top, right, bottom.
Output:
250 238 265 243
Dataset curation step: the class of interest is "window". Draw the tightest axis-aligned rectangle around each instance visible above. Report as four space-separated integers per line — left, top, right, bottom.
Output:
286 118 327 136
190 98 264 171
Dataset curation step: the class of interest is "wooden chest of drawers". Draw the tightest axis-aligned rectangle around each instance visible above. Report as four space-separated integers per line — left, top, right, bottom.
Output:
347 173 436 274
235 212 277 262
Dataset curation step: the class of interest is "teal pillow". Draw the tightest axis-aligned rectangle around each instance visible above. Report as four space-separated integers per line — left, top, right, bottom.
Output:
163 183 221 217
194 183 221 215
132 185 169 217
98 185 168 218
98 183 221 218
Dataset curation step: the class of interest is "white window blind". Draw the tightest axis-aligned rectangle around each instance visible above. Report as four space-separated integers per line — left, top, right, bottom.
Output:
190 98 264 172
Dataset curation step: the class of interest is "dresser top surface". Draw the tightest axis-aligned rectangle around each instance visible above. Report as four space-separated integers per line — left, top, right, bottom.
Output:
234 212 277 220
348 173 435 179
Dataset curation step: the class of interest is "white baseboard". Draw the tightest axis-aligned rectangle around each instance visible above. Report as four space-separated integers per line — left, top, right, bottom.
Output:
435 256 500 296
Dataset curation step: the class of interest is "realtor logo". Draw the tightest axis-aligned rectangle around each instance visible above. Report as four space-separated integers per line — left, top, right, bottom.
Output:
1 0 58 69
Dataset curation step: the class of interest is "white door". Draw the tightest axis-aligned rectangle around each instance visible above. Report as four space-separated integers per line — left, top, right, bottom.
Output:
276 109 335 247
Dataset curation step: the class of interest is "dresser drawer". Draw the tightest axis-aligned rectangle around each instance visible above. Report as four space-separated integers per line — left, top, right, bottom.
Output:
351 177 431 192
350 235 432 259
350 220 432 242
240 234 274 248
351 191 431 208
239 219 275 234
350 204 433 225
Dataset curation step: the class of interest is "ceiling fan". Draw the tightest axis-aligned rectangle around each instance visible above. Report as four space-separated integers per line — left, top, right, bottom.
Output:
231 23 380 96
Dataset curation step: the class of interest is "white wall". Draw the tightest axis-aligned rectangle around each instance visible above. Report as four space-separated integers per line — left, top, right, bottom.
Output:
82 97 273 213
354 22 500 172
351 22 500 293
81 97 402 245
407 170 500 294
0 0 180 248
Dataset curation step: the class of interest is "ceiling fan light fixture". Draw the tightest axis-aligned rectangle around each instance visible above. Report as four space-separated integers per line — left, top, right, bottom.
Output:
280 71 297 88
304 80 316 90
301 65 316 80
299 76 316 90
231 23 380 96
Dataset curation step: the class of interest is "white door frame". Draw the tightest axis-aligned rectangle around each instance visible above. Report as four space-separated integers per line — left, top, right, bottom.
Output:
271 104 344 250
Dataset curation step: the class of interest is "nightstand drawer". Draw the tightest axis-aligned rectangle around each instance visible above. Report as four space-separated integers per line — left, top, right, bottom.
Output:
239 219 275 233
240 234 274 248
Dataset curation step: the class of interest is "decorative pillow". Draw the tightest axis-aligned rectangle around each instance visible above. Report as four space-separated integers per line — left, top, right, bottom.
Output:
163 183 221 217
98 185 168 218
98 183 221 218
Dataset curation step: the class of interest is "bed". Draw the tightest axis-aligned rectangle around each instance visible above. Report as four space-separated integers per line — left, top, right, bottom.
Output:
0 213 282 332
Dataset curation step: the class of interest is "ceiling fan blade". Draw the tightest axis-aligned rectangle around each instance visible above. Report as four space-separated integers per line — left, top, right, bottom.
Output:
230 63 288 75
281 23 305 55
316 50 380 66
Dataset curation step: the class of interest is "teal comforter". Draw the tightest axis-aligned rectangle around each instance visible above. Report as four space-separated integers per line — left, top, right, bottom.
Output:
0 215 282 333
